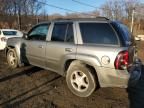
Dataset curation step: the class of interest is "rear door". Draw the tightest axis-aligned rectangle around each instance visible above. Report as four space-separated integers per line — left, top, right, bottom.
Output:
45 22 77 74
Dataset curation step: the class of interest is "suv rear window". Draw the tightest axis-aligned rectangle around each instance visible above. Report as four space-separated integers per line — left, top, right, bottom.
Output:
79 23 118 45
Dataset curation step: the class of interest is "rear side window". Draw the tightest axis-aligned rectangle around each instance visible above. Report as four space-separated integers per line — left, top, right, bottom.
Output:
79 23 118 45
51 23 74 42
3 31 17 36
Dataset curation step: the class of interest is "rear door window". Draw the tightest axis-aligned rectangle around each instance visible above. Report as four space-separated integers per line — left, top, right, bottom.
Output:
51 23 74 43
79 23 118 45
51 24 67 42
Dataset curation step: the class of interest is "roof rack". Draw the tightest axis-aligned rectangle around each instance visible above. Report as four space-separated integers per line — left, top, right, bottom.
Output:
44 17 110 23
54 17 110 21
95 16 110 20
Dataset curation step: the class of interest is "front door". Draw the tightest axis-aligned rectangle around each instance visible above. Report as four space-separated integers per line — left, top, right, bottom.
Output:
22 23 49 67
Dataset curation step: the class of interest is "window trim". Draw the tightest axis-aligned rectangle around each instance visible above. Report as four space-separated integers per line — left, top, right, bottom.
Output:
78 22 121 46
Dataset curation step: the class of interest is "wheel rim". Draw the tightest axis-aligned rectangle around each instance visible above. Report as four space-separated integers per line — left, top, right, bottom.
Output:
8 51 16 66
70 71 89 92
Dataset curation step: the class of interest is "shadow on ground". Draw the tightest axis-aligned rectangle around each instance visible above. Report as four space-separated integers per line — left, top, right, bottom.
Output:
128 65 144 108
1 74 60 108
0 66 61 108
0 67 42 83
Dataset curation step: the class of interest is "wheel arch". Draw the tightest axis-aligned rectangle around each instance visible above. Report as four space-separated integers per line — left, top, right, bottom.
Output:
63 54 101 73
6 45 22 67
64 59 101 88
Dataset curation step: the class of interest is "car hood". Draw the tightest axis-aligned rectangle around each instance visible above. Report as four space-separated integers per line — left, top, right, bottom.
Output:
6 35 22 39
7 37 22 46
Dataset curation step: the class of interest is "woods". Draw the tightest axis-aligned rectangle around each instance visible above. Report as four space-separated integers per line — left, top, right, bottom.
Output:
0 0 143 35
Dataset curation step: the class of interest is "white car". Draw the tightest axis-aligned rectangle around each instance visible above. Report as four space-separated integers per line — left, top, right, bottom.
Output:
138 35 144 41
0 29 23 50
135 35 144 41
135 36 141 41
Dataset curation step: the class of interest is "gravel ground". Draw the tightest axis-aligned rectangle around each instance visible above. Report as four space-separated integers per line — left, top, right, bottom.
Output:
0 41 144 108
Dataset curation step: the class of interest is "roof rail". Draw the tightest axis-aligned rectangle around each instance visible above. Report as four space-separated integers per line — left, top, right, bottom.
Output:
51 18 72 21
54 17 110 20
95 16 110 20
48 17 110 22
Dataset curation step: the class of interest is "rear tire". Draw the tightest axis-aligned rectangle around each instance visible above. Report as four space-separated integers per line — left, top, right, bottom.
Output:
7 49 18 69
66 60 97 97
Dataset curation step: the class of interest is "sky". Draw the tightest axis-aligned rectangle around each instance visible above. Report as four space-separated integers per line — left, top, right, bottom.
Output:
42 0 107 15
41 0 144 15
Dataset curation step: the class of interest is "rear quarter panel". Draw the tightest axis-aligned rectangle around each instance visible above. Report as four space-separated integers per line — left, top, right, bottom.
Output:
76 45 129 87
76 45 128 68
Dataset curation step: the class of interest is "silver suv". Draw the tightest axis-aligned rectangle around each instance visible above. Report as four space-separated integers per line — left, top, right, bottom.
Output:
6 17 141 97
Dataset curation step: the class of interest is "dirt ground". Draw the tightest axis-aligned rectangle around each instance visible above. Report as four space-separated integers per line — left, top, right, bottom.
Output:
0 42 144 108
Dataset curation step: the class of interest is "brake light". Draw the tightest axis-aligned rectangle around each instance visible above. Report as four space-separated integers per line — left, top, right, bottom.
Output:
114 51 129 70
1 37 7 42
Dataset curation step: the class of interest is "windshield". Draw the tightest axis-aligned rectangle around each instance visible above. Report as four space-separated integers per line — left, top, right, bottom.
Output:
3 31 17 36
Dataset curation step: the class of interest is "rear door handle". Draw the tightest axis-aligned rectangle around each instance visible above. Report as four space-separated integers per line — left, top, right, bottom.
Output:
65 48 72 52
38 45 44 48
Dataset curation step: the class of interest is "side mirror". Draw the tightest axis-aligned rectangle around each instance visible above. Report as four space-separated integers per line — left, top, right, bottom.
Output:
23 33 28 40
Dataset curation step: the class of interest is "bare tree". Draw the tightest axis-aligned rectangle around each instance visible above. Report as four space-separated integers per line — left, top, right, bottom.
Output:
123 0 140 20
101 0 124 20
101 1 113 19
0 0 43 29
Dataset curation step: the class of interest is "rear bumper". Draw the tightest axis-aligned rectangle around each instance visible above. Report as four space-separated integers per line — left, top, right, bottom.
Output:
96 59 141 88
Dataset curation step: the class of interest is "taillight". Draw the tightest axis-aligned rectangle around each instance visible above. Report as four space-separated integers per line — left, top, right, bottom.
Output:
1 37 7 42
114 51 129 70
